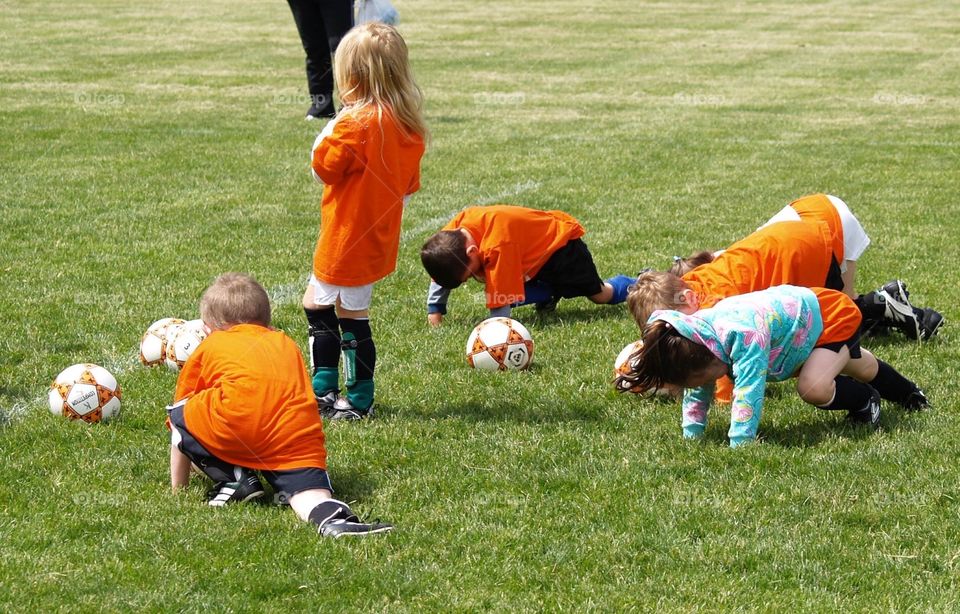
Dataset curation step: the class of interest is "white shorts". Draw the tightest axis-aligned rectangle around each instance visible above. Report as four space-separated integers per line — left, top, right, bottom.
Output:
759 194 871 269
308 276 373 311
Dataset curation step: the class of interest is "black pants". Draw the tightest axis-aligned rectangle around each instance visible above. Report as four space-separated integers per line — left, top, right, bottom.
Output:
286 0 353 109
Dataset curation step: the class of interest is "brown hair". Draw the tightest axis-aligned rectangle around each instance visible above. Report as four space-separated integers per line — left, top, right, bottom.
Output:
626 271 689 329
613 319 716 394
420 230 469 289
199 273 271 331
669 250 715 277
335 22 428 140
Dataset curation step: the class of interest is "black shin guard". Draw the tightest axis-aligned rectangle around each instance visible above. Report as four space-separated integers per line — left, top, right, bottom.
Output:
869 359 920 405
338 318 376 381
818 376 874 411
305 307 341 374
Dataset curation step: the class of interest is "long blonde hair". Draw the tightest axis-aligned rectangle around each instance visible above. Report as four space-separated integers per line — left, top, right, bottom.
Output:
334 22 427 140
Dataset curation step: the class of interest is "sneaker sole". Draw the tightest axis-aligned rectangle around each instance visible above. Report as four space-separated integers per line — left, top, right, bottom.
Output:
324 525 393 538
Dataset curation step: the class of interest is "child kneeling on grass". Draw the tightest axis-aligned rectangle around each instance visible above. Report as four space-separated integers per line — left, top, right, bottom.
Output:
614 285 928 447
168 272 390 538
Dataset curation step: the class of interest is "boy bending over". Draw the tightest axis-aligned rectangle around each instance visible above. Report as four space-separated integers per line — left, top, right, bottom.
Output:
420 204 634 325
168 273 390 537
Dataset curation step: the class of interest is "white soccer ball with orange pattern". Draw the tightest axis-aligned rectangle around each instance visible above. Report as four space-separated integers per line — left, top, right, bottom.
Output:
614 339 681 397
614 340 645 393
139 317 185 367
48 363 122 423
466 317 534 371
164 319 208 371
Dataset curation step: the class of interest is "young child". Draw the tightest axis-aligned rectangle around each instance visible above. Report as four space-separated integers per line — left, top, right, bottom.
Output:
168 273 391 537
304 22 426 420
614 285 928 447
420 204 634 325
663 193 943 340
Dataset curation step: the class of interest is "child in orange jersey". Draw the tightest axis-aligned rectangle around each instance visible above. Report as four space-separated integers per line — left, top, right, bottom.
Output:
169 273 391 537
303 22 426 420
419 204 635 326
667 194 943 340
615 285 928 447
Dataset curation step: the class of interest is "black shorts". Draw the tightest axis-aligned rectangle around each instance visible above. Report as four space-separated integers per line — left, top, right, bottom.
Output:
531 239 605 299
816 333 863 359
167 402 333 496
823 256 844 292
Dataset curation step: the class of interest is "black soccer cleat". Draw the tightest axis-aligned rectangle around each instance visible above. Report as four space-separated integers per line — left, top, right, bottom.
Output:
207 468 265 507
320 518 394 538
901 388 931 411
919 308 944 341
322 397 373 421
315 390 338 415
877 280 921 340
847 387 881 428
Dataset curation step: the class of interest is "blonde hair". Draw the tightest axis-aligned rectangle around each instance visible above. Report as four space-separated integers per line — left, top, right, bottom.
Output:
626 271 689 330
200 273 271 331
334 22 428 140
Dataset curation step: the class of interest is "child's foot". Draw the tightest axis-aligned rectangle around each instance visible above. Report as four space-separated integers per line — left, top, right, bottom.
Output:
919 307 944 341
534 297 559 313
320 518 393 538
207 469 265 507
847 388 881 428
877 280 921 339
901 388 930 411
315 390 339 415
324 397 374 421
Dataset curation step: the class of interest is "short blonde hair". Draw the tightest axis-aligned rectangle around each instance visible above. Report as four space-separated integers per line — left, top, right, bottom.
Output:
626 271 689 330
334 22 428 139
199 273 271 331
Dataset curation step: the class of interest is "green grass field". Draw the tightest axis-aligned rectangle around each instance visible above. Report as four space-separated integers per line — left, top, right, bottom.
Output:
2 0 959 610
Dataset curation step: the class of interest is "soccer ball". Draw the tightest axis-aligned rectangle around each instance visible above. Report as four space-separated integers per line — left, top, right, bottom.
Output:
466 317 534 371
614 340 645 393
613 339 681 397
48 363 122 423
139 317 185 367
165 319 208 371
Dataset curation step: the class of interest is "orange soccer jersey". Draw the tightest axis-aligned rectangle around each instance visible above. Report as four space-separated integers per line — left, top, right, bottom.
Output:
443 205 585 308
175 324 327 471
311 105 425 286
684 220 836 309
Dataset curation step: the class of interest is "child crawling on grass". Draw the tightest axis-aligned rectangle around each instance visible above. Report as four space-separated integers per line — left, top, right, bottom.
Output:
615 285 928 447
167 272 390 537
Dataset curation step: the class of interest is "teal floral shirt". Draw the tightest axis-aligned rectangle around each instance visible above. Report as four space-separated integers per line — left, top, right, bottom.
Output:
650 285 824 447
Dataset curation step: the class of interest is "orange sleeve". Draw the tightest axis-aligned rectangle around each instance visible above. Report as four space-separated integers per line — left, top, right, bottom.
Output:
311 116 362 185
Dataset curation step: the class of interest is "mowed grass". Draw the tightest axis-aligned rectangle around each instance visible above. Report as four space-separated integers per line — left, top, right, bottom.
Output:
2 0 959 610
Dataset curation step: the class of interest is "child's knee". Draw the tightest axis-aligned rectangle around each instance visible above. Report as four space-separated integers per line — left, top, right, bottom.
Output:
796 376 834 406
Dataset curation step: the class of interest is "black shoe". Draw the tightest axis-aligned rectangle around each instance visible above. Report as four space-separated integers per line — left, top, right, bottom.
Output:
877 280 921 340
320 518 393 538
535 297 559 313
901 388 930 411
847 388 881 428
207 469 265 507
315 390 338 415
305 100 335 121
322 397 373 421
919 308 944 341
